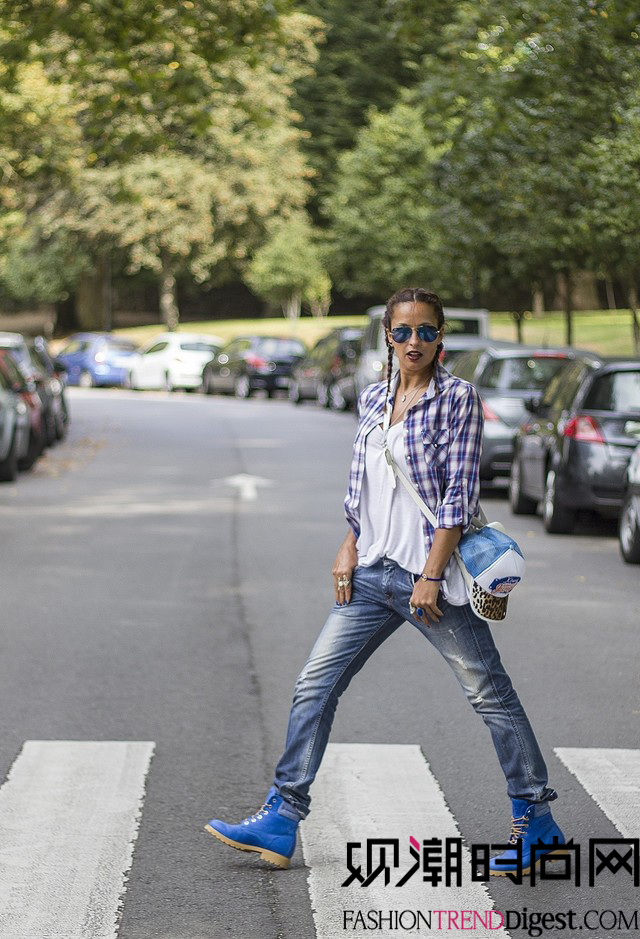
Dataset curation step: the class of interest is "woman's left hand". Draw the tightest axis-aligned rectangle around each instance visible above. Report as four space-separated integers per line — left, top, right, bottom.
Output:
409 579 443 627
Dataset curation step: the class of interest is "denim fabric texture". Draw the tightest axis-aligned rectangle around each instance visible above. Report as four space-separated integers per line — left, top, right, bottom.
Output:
273 557 556 821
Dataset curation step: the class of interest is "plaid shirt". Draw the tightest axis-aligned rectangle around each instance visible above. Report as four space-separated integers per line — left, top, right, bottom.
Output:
344 363 484 551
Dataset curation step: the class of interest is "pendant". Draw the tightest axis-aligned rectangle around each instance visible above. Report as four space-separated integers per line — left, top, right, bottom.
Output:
401 394 407 402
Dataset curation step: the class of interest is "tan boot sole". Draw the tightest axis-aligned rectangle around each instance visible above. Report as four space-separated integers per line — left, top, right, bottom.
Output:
490 848 569 877
204 824 291 869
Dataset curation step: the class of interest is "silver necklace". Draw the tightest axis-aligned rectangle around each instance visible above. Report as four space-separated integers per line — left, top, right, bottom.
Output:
399 378 430 405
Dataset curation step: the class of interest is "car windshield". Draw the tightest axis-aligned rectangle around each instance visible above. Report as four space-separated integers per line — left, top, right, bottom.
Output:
584 371 640 412
104 340 137 352
443 317 481 336
179 342 219 352
257 339 305 357
0 353 25 386
483 356 569 391
60 340 90 355
0 342 30 366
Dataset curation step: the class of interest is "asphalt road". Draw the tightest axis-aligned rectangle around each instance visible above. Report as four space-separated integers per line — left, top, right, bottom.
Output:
0 387 638 939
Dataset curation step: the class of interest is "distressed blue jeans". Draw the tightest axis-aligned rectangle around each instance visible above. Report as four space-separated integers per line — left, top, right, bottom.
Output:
274 556 556 821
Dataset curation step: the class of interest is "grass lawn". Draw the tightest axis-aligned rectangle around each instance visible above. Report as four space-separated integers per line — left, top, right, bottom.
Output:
489 310 639 358
111 309 640 358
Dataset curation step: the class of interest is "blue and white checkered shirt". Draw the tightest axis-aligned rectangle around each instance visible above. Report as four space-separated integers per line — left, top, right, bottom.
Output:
344 363 484 552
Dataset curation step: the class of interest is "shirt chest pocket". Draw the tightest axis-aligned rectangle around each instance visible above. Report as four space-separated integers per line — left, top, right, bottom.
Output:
421 428 449 469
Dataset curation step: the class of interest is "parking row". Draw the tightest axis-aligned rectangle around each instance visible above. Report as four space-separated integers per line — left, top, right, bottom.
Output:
0 333 70 483
4 318 639 567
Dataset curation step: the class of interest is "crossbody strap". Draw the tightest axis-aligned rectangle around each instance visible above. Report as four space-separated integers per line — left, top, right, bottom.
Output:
382 400 486 532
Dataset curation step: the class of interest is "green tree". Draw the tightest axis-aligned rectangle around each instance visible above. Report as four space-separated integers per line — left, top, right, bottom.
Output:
325 102 456 298
0 7 319 325
580 100 640 353
407 0 640 335
246 216 332 318
294 0 439 215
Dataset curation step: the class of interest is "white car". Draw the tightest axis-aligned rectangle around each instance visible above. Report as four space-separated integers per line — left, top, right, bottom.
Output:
127 332 224 391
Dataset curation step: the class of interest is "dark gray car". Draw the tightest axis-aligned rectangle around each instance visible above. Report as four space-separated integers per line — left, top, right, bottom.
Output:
509 356 640 533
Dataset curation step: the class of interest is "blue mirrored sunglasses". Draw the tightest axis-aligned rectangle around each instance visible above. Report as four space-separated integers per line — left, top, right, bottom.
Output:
389 324 440 343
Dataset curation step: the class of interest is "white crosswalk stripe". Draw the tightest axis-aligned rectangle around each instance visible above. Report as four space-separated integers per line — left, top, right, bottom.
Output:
0 740 154 939
301 743 511 939
2 742 639 938
555 747 640 838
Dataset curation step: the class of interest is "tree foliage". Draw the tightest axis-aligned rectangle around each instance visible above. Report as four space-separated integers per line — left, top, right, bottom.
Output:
246 215 331 318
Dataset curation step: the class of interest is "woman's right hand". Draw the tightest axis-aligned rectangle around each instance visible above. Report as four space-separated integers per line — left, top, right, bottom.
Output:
332 532 358 606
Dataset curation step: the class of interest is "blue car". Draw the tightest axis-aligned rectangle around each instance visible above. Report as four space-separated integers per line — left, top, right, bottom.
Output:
56 333 139 387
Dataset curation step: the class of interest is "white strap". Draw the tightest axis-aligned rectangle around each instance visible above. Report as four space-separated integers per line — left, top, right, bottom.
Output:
382 399 486 527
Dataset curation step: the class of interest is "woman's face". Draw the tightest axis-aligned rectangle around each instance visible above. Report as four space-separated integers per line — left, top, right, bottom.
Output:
386 301 443 375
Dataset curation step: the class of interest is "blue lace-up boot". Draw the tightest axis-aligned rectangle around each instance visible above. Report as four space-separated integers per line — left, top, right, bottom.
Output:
205 787 299 869
489 799 567 876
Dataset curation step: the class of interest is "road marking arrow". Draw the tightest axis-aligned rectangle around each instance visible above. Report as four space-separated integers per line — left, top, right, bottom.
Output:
214 473 274 502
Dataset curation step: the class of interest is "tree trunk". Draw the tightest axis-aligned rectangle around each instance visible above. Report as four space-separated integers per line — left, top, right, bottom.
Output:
282 291 301 319
562 269 574 347
605 277 617 310
629 284 640 357
512 310 524 343
75 263 104 330
160 253 179 331
102 251 113 332
532 286 545 317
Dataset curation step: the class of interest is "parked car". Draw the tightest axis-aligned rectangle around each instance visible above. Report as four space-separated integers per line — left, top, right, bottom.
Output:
289 327 363 409
0 353 30 482
509 356 640 533
0 332 70 444
29 337 69 441
449 345 590 485
0 349 45 471
127 332 224 392
354 305 493 396
619 441 640 563
56 333 139 387
202 336 307 398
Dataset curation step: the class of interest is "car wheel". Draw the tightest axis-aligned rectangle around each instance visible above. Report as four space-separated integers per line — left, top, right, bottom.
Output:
542 468 575 533
289 380 302 404
0 432 18 482
508 455 537 515
619 494 640 563
329 382 347 411
18 427 45 471
79 370 94 388
202 369 216 395
316 381 330 408
234 375 252 398
45 409 57 446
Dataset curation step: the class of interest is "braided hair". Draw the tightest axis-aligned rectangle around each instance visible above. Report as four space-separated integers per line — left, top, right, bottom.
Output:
383 287 446 399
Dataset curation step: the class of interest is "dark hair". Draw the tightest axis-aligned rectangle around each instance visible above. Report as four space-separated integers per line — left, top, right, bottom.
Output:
383 287 445 399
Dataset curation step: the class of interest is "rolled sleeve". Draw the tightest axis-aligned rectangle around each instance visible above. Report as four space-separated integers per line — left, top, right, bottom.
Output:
435 384 484 533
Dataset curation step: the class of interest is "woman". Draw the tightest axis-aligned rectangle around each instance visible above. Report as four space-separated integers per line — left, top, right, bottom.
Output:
205 287 565 875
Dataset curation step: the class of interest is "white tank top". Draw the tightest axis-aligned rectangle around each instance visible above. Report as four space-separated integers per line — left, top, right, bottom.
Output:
356 420 468 605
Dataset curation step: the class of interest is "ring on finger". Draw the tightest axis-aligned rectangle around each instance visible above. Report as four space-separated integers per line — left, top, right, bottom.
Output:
409 603 416 615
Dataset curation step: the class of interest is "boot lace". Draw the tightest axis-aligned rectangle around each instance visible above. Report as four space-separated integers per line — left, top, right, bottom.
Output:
508 814 529 845
243 797 277 824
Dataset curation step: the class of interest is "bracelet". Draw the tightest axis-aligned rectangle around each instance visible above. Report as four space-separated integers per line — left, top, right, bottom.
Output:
420 574 444 582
